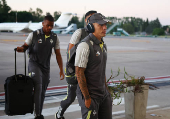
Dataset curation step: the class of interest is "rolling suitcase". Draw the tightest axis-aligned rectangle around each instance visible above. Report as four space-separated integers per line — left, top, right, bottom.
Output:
4 48 34 115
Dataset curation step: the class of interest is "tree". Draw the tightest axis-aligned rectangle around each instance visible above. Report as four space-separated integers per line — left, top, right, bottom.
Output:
146 18 162 34
29 8 36 16
162 25 169 32
17 11 33 22
0 0 11 13
146 18 149 27
36 8 43 18
79 16 85 28
54 11 61 21
162 25 170 34
152 28 165 35
46 12 51 16
68 16 82 28
0 0 11 22
7 11 17 22
0 0 2 12
34 8 43 21
28 8 44 22
145 25 153 35
123 23 134 34
152 18 161 28
142 18 149 32
105 16 119 34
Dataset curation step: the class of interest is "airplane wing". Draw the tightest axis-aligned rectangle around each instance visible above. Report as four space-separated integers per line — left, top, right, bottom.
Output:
13 21 33 33
28 22 42 31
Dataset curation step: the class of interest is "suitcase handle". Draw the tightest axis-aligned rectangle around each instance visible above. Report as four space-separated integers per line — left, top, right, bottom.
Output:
14 48 26 81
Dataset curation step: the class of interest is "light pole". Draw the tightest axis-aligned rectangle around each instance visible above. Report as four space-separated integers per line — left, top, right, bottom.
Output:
16 12 17 23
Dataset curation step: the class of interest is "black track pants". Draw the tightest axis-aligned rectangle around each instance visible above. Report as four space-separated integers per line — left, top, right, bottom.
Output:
77 92 112 119
28 61 50 116
58 84 77 116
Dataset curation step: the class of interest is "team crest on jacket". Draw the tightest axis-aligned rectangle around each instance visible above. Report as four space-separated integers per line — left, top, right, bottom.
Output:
50 39 53 44
96 51 100 56
29 72 35 77
38 39 42 43
93 110 97 116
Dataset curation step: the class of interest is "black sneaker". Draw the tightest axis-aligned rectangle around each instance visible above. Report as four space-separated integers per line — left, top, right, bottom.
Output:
55 112 65 119
34 115 44 119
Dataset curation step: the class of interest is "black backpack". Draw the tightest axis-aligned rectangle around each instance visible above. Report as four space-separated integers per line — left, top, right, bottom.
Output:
65 28 93 84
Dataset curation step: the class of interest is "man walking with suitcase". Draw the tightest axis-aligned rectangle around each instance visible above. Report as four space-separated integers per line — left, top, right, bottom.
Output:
16 15 64 119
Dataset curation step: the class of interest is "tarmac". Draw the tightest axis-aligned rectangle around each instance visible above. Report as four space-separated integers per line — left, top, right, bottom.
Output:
145 107 170 119
1 100 170 119
115 106 170 119
0 82 169 119
0 33 170 119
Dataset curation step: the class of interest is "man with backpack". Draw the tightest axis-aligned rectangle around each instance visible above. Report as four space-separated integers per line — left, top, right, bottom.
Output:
75 13 112 119
55 10 97 119
16 15 64 119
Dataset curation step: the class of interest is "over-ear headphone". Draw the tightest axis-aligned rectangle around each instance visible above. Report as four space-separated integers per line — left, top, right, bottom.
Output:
86 16 95 33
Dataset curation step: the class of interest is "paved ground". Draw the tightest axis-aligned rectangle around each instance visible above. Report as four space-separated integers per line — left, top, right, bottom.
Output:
0 33 170 92
0 33 170 119
0 84 169 119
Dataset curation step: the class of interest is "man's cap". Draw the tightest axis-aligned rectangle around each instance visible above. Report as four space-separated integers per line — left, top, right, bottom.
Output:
89 13 111 25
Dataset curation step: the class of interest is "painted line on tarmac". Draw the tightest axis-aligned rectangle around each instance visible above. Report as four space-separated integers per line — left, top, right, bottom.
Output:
0 105 159 119
46 85 68 90
146 105 160 109
1 75 170 98
145 75 170 82
131 40 150 43
0 96 125 111
0 97 125 111
2 40 25 42
0 85 68 97
108 50 162 53
108 75 170 84
111 105 159 115
0 104 80 119
43 96 125 105
147 106 170 113
0 95 66 111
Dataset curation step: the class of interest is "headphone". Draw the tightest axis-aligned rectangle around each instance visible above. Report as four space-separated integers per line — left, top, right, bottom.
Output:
86 16 95 33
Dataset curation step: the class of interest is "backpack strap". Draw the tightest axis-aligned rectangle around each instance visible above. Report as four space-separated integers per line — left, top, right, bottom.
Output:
33 29 41 46
50 32 58 48
65 35 93 84
67 28 89 61
27 29 41 55
103 43 107 52
80 28 89 42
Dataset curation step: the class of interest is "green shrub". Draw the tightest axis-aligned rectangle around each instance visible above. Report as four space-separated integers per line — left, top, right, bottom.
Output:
152 28 165 35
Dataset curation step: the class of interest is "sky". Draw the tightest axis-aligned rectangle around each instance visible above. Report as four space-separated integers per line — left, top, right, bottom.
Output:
6 0 170 25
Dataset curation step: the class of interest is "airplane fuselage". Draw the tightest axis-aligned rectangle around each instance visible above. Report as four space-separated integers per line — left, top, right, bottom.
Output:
0 12 74 33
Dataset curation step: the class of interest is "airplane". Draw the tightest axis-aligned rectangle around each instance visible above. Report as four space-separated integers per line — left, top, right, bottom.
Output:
0 12 74 33
52 23 77 34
